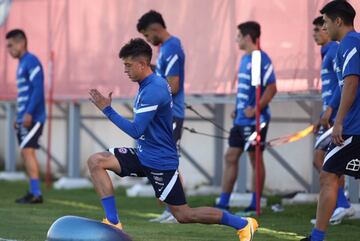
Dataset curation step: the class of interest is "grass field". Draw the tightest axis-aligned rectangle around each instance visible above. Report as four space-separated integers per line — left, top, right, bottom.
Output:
0 181 359 241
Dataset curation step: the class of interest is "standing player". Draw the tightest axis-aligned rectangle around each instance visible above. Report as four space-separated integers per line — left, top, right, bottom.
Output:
137 10 185 223
216 21 277 213
88 38 258 241
311 16 353 225
302 1 360 241
6 29 46 204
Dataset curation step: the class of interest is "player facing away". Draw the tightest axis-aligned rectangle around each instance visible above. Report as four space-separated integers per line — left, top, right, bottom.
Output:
88 38 258 241
311 16 354 225
302 1 360 241
216 21 277 213
6 29 46 204
137 10 185 223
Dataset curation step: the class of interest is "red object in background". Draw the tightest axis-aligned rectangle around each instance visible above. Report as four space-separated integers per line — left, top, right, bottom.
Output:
45 50 54 188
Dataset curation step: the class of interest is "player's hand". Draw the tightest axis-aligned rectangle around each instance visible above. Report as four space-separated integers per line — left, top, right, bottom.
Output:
332 122 344 146
244 107 256 118
13 121 19 130
320 108 332 129
22 114 32 128
231 110 236 119
89 89 112 111
313 120 321 133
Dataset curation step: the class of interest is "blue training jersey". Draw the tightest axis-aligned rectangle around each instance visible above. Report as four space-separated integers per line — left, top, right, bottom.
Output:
234 50 276 126
103 73 179 170
334 31 360 135
156 36 185 119
320 41 339 122
16 52 46 124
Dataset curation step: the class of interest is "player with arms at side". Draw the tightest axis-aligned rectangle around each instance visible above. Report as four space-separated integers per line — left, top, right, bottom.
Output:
137 10 186 223
6 29 46 204
311 16 353 225
302 1 360 240
216 21 277 214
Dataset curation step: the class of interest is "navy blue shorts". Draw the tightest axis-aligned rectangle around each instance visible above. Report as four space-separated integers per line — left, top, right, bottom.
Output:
16 122 43 149
323 135 360 179
108 147 187 205
228 124 268 151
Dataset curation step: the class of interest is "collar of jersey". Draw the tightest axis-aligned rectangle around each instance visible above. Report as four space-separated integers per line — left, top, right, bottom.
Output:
139 73 155 88
19 51 30 63
321 41 335 57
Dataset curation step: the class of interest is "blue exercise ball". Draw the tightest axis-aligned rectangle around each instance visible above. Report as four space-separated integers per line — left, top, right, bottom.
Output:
46 215 132 241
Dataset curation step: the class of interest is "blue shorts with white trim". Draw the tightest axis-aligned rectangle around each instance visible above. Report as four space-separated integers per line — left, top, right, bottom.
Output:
322 135 360 179
16 122 43 149
108 147 187 205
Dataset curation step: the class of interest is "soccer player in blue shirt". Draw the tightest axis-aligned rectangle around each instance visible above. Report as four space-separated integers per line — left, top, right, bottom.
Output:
137 10 185 223
216 21 277 213
311 16 353 225
302 1 360 241
6 29 46 204
88 38 258 240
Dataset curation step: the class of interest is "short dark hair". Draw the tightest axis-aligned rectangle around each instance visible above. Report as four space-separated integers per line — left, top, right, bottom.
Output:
119 38 152 64
6 29 27 42
237 21 261 44
313 16 325 26
137 10 166 32
320 0 356 26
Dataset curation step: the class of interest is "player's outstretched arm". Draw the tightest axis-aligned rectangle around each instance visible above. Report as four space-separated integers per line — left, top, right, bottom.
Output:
89 88 160 139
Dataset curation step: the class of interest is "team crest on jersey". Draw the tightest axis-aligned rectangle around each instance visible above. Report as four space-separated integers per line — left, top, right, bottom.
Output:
346 159 360 172
117 148 128 154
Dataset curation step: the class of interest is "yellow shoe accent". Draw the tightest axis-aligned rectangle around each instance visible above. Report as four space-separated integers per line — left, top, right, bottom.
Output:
237 217 258 241
102 218 123 230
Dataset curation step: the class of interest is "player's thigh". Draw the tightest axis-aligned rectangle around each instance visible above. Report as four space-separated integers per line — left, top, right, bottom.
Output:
20 147 36 160
225 147 243 165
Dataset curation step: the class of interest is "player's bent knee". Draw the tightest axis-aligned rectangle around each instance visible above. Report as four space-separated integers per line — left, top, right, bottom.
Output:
87 153 103 171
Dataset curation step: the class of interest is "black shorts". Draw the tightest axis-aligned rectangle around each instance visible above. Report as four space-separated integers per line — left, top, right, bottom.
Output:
16 122 43 149
228 124 268 151
314 127 332 151
108 147 187 205
323 135 360 179
172 117 184 144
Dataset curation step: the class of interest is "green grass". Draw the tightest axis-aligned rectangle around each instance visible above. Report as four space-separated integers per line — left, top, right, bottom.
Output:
0 181 359 241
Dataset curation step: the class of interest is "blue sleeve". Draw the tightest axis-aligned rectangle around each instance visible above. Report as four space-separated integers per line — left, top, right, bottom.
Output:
102 88 164 139
342 40 360 78
163 47 180 77
329 86 341 110
25 60 45 115
262 57 276 86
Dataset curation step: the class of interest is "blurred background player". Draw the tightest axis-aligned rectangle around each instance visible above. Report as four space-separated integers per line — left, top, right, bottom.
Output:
5 29 46 204
87 38 258 241
216 21 277 214
311 16 354 225
302 1 360 241
137 10 185 223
